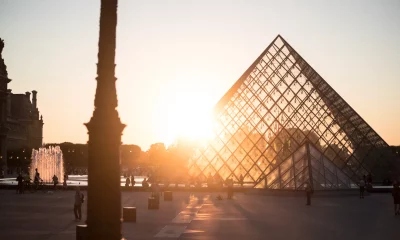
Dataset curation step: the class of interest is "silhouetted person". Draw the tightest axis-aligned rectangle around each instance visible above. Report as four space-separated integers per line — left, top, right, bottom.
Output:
125 176 131 187
367 174 372 184
305 183 313 206
142 178 149 188
195 176 202 188
52 175 59 190
131 176 135 187
24 173 31 189
74 187 84 221
152 181 161 204
239 174 244 187
214 173 222 188
63 173 68 189
16 173 23 194
359 179 366 199
227 177 234 199
392 181 400 215
34 168 41 190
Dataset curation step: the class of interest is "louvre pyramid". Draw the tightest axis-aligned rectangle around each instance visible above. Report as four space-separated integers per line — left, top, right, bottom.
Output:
188 35 395 190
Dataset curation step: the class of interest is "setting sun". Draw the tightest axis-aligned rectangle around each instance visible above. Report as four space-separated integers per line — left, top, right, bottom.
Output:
155 77 216 147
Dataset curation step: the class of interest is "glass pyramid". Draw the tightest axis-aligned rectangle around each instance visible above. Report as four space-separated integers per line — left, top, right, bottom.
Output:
253 142 357 190
188 35 395 189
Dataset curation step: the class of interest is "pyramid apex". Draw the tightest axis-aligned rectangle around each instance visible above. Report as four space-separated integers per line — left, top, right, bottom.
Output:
275 34 286 42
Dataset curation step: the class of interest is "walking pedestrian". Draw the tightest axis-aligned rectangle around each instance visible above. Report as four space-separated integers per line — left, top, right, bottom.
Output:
63 173 68 189
34 168 41 190
52 175 59 190
74 187 84 221
239 174 244 187
125 176 131 187
131 176 135 188
392 181 400 215
227 177 234 199
16 173 23 194
359 179 366 199
305 182 313 206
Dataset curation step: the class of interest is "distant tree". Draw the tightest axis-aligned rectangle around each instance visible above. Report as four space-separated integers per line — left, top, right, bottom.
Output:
165 138 197 182
120 144 141 169
137 151 149 167
148 142 167 167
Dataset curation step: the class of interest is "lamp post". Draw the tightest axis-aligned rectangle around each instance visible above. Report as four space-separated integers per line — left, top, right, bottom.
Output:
85 0 125 239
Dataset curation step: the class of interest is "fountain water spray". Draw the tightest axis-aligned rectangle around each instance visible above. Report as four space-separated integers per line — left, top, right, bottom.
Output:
30 146 64 183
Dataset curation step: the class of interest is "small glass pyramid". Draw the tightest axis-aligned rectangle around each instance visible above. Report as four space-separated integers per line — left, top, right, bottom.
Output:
188 35 395 189
253 142 357 190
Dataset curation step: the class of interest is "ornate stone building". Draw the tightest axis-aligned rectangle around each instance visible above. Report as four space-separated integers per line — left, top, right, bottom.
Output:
0 38 44 171
7 90 44 150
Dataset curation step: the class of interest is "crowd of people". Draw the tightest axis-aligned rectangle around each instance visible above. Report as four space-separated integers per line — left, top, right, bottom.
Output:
14 168 68 194
15 168 43 194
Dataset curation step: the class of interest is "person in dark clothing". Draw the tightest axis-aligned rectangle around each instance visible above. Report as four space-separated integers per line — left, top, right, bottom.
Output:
52 175 59 190
16 173 23 194
125 176 131 187
305 183 313 206
239 174 244 187
367 174 372 184
34 168 41 190
359 179 366 199
226 177 234 199
74 187 84 220
131 176 135 188
392 181 400 215
63 173 68 189
142 178 149 188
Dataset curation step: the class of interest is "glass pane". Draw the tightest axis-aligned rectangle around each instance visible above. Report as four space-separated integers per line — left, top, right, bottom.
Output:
266 167 280 187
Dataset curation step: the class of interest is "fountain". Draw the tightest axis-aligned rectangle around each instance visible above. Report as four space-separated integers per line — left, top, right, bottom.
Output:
30 146 64 183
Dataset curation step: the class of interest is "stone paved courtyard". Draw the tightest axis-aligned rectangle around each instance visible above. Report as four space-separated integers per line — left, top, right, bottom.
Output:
0 190 399 240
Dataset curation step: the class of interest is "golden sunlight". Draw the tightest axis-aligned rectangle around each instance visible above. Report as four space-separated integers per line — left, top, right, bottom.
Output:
156 78 216 147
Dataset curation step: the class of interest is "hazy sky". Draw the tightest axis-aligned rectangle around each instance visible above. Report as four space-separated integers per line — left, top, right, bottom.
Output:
0 0 399 150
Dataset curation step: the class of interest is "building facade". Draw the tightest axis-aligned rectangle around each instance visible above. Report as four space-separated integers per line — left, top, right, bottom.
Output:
0 38 43 171
7 90 43 150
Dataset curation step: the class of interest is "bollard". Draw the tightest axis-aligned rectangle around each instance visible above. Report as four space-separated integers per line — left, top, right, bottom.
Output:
76 224 87 240
164 191 173 201
123 207 136 222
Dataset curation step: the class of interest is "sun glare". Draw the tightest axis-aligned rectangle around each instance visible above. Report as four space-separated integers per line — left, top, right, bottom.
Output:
157 78 216 147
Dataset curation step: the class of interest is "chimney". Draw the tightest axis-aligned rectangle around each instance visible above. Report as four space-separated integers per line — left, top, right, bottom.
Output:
25 92 31 99
32 90 37 109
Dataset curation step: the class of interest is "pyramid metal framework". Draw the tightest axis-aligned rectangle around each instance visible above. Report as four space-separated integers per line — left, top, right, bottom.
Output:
187 35 394 190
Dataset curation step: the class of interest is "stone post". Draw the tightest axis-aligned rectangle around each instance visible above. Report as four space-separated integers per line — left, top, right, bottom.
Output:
84 0 125 239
